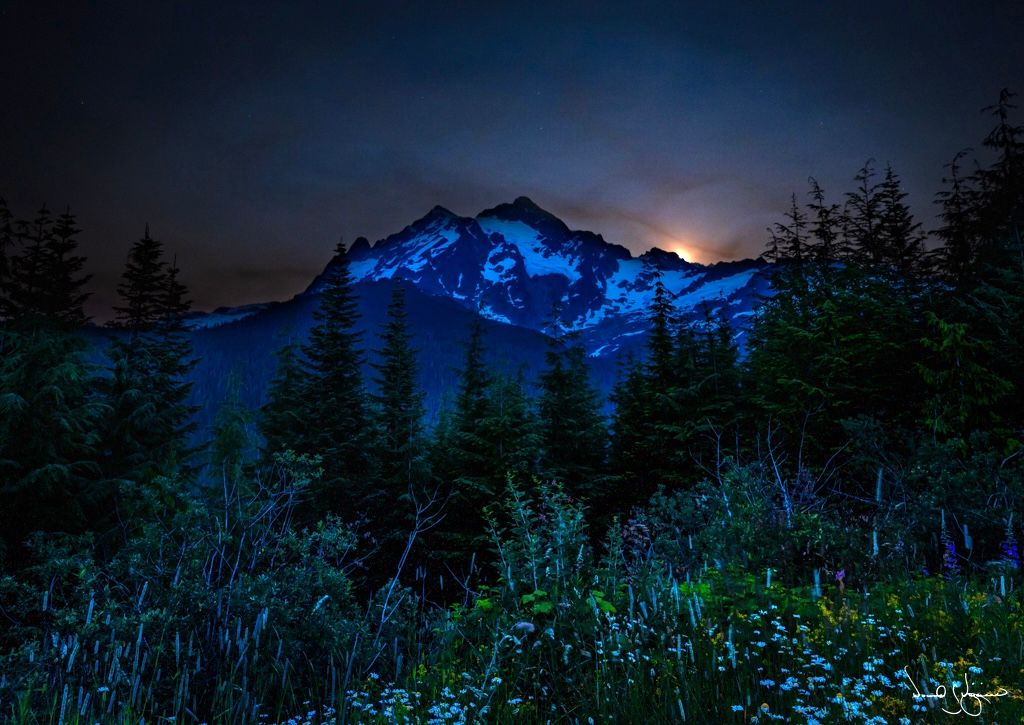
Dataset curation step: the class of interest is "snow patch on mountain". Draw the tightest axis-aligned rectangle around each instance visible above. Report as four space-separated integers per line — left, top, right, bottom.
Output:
333 197 771 355
477 217 582 282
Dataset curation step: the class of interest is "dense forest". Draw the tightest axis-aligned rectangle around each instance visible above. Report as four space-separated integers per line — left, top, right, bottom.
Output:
1 91 1022 723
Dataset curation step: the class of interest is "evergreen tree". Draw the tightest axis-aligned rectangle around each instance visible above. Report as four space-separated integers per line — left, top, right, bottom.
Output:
643 278 687 491
153 257 198 464
537 325 608 499
6 206 51 324
917 311 1012 439
806 178 843 265
0 328 103 559
439 319 495 496
0 203 101 561
933 151 980 285
608 353 653 507
430 321 542 565
751 198 925 465
113 225 166 327
259 337 308 461
299 241 374 516
646 276 675 381
844 161 884 266
766 193 810 264
942 90 1024 437
7 206 92 327
103 228 196 486
483 370 539 483
371 283 429 517
877 165 926 278
691 306 743 443
47 209 92 327
975 88 1024 248
210 372 254 484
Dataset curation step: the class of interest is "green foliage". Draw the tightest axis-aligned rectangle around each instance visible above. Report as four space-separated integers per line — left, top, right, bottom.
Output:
537 317 608 500
370 283 429 514
6 205 92 328
210 371 255 482
5 89 1024 724
430 323 540 565
0 201 102 562
609 286 746 508
296 241 375 518
0 455 368 722
102 227 197 490
259 337 306 460
0 327 104 561
918 311 1013 438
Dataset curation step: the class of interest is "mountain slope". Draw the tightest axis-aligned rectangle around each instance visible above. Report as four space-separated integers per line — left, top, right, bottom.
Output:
177 197 772 435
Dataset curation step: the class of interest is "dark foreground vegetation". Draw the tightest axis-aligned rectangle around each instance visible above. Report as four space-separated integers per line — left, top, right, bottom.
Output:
1 92 1023 723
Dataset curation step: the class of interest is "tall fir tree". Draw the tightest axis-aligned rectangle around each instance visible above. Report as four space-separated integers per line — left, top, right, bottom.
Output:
933 151 980 285
299 241 374 516
437 319 494 496
210 371 254 485
844 161 884 266
976 88 1024 249
766 193 810 264
154 257 198 465
259 337 308 461
8 206 92 327
112 226 165 327
430 320 540 565
806 178 843 265
607 278 697 506
876 165 926 279
6 206 51 324
103 228 196 487
371 283 429 524
945 91 1024 436
537 323 608 499
47 209 92 327
691 306 743 448
0 203 101 562
646 276 675 381
642 277 686 491
608 353 651 508
751 180 927 466
483 369 539 483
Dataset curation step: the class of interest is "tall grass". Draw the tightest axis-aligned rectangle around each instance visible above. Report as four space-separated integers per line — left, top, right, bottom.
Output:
3 481 1023 723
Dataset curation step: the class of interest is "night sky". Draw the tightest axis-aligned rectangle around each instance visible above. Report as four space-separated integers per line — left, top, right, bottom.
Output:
1 1 1021 317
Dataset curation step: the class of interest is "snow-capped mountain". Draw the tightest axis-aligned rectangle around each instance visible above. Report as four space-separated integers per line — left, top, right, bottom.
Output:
311 196 770 357
177 197 772 434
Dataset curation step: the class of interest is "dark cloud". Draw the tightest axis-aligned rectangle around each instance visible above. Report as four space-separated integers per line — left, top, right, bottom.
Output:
1 0 1021 315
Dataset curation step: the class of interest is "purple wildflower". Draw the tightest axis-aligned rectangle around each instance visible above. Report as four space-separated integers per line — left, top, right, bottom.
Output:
941 525 959 577
938 510 960 578
1000 521 1020 569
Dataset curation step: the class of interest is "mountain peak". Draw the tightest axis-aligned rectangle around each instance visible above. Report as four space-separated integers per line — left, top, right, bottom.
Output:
422 204 458 222
395 205 461 235
638 246 692 271
477 196 570 238
511 195 542 211
348 236 372 257
297 196 769 353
